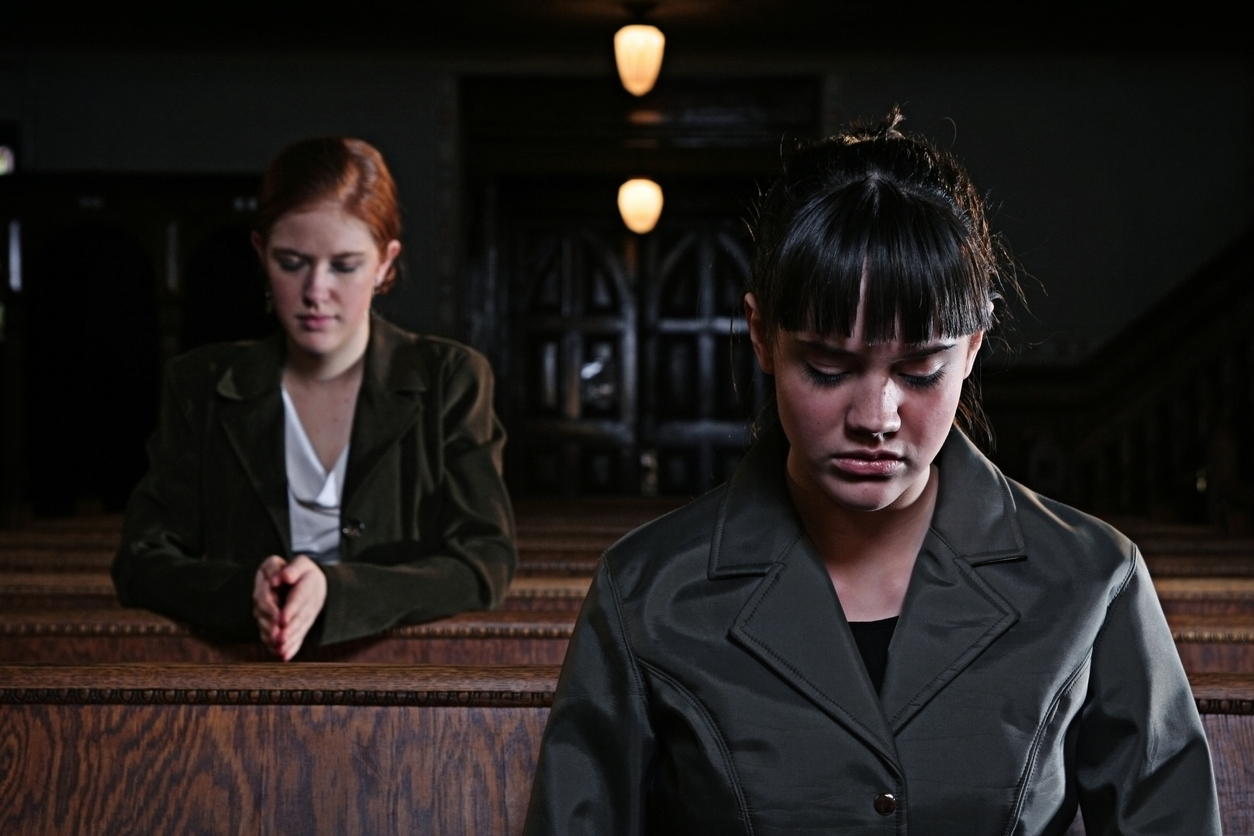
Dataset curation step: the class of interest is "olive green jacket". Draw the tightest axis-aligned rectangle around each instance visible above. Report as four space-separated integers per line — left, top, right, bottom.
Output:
112 316 516 646
525 426 1219 835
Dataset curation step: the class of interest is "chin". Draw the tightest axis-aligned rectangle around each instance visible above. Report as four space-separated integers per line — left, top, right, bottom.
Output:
822 480 906 514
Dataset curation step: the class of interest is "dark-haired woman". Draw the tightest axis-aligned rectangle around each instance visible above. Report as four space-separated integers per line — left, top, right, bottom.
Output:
524 112 1219 834
113 137 515 660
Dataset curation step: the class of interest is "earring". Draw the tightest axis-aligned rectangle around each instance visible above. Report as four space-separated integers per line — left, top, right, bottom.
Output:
264 287 274 314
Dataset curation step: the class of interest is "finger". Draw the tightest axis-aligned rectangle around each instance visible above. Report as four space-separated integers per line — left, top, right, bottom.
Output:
278 556 317 586
260 556 287 579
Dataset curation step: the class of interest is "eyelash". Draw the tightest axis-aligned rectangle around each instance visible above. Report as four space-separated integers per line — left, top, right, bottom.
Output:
801 365 945 390
275 259 359 274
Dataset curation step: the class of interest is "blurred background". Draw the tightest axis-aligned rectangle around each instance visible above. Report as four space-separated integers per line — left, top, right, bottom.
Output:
0 0 1250 525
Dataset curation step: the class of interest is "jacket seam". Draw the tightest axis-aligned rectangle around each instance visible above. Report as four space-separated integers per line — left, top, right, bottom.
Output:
1090 541 1152 777
636 659 757 836
887 557 1012 728
740 566 893 751
1003 650 1092 836
601 558 656 728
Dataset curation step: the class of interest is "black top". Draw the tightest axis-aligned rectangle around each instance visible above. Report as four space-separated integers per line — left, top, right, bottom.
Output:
848 616 898 694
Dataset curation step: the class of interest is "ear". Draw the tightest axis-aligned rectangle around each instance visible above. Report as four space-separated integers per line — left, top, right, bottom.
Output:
744 293 775 375
376 239 402 287
962 330 985 379
250 231 266 264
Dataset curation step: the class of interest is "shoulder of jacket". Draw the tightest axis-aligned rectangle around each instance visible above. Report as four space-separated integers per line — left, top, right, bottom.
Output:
164 340 264 392
602 487 727 593
377 319 491 379
1007 477 1135 579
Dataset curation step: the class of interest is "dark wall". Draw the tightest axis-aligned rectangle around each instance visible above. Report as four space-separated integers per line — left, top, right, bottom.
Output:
2 51 1249 362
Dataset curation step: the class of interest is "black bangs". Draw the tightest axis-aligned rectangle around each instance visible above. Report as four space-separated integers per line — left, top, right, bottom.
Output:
767 177 991 344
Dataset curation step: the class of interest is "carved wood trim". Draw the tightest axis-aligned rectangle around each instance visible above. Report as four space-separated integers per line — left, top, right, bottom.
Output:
1189 673 1254 714
1172 629 1254 644
0 664 560 706
1195 697 1254 715
0 611 577 640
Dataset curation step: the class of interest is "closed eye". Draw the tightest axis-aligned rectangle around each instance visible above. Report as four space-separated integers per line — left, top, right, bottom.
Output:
802 364 848 388
900 368 945 390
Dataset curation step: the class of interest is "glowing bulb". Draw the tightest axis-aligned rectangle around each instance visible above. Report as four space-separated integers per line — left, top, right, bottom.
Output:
614 24 665 97
618 179 664 234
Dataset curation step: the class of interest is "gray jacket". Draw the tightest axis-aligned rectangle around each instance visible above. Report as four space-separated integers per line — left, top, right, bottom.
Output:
525 426 1219 835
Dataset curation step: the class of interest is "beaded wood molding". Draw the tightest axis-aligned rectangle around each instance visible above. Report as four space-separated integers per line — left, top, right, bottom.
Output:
0 687 556 707
1194 697 1254 715
1189 674 1254 714
0 664 560 707
0 617 576 640
1172 628 1254 644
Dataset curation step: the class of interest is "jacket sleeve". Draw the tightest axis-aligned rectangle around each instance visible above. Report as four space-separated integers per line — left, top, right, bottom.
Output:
1073 546 1221 835
111 361 258 639
315 346 517 646
524 564 656 836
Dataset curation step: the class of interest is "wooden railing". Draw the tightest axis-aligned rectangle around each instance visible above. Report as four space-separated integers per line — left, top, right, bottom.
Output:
985 229 1254 528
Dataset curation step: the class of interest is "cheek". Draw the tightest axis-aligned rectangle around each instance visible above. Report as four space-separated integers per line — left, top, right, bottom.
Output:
774 372 843 442
900 380 964 446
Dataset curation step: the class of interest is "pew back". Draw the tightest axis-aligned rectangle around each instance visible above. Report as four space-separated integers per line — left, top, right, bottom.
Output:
0 664 556 836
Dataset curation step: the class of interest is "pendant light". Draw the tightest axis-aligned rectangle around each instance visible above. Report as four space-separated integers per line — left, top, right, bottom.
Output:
614 3 664 97
618 178 664 234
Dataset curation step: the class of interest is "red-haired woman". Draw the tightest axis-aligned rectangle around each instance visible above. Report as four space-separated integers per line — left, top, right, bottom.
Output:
113 137 516 660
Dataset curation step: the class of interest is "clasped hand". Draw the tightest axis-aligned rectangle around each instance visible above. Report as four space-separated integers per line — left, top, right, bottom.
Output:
252 555 328 661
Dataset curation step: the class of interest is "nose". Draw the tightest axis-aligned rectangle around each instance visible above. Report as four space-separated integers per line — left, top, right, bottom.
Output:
846 374 902 440
301 262 334 305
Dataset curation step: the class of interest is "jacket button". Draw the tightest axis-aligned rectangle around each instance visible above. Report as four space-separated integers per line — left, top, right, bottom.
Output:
873 793 896 816
341 520 366 539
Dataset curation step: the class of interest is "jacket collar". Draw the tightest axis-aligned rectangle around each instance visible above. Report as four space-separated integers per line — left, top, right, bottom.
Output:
722 424 1024 765
212 315 429 549
213 315 430 403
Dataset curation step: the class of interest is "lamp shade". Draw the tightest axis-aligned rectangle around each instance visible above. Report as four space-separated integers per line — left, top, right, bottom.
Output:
618 178 664 234
614 24 665 97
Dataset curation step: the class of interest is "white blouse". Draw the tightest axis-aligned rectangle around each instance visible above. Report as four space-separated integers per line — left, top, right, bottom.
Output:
281 387 349 566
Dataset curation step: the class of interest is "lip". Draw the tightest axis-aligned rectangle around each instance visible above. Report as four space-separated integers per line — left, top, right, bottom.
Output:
830 451 904 477
296 314 336 330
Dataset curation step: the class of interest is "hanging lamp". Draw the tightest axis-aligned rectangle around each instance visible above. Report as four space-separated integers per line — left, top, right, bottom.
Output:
614 3 664 96
618 178 664 234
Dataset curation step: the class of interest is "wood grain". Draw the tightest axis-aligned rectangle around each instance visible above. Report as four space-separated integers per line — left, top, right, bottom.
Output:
1203 713 1254 836
0 610 576 665
0 699 551 835
0 571 592 612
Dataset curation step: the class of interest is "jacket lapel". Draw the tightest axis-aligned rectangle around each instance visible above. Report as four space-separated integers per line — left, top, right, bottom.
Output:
719 429 901 770
879 429 1026 732
214 334 290 552
341 318 428 516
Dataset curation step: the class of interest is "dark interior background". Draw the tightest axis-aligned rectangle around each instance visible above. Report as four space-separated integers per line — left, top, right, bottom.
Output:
0 0 1250 522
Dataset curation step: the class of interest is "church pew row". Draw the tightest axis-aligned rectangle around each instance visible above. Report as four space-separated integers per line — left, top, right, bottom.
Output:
6 570 1254 617
0 572 592 612
0 609 575 665
0 607 1251 674
3 540 1254 577
0 540 609 576
0 664 554 836
0 666 1250 836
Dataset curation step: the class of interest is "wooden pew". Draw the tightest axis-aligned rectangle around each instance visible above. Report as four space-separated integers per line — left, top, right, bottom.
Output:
1191 673 1254 836
0 539 605 575
0 572 591 612
0 664 556 836
10 570 1253 618
1 606 1251 675
1168 614 1254 674
0 609 575 665
0 666 1250 835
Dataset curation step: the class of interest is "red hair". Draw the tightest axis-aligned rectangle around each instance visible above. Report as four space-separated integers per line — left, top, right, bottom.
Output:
255 137 403 292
